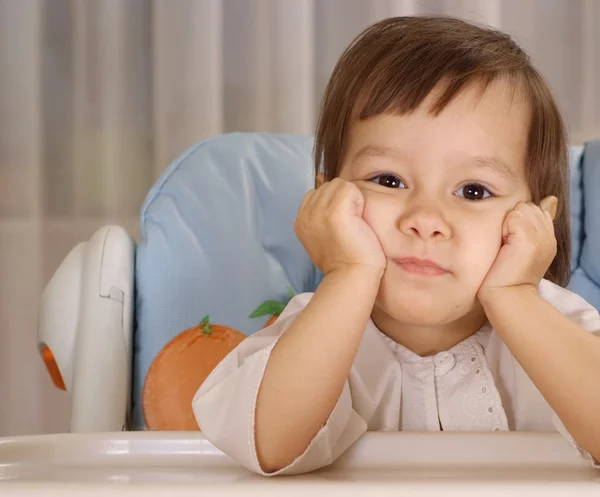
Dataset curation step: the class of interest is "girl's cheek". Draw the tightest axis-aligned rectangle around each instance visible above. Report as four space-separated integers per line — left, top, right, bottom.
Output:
362 193 401 224
361 198 381 231
475 217 505 263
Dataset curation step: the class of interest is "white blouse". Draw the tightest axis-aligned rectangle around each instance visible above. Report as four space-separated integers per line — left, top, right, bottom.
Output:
192 279 600 476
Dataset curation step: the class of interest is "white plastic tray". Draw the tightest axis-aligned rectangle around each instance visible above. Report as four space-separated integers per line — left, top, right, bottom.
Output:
0 431 599 496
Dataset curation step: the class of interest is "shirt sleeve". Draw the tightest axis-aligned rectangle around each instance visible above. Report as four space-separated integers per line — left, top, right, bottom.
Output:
552 414 600 468
540 281 600 468
191 293 368 476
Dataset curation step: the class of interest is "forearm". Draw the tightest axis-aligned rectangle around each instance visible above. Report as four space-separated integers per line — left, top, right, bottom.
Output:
482 286 600 460
255 266 382 472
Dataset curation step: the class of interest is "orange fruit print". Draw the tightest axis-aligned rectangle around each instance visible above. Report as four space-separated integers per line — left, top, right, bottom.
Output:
142 288 296 431
142 316 245 431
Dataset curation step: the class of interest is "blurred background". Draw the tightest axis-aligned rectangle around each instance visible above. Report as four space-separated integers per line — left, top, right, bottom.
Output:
0 0 598 437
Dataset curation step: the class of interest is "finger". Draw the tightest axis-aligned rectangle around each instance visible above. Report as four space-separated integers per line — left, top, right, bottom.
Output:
539 207 556 234
524 201 541 218
298 188 317 213
330 181 364 217
509 201 532 221
501 208 511 242
519 201 549 235
540 196 558 220
526 200 547 218
527 200 555 236
315 173 325 188
513 201 535 216
503 209 520 241
302 178 338 213
504 206 535 241
515 202 556 244
539 199 558 236
350 184 365 217
321 178 351 209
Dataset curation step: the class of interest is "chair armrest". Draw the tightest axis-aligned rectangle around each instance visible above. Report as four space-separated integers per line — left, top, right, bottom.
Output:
37 225 135 432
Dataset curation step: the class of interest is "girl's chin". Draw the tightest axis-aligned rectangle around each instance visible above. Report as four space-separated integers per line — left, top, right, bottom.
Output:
374 295 480 328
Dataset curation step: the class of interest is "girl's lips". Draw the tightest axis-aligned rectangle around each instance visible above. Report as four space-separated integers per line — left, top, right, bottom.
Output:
393 257 449 276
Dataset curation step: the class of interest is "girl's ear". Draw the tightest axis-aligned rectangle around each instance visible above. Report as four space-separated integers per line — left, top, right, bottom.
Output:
316 173 325 188
540 195 558 221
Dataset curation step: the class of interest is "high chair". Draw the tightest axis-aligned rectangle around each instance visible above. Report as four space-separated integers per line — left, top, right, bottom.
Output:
0 133 599 495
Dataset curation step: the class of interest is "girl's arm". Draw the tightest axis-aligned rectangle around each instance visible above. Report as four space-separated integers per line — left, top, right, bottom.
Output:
253 177 386 473
477 199 600 463
482 285 600 463
194 178 387 475
255 265 381 473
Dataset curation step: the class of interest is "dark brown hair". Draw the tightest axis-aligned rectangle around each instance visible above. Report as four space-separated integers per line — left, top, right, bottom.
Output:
314 15 570 286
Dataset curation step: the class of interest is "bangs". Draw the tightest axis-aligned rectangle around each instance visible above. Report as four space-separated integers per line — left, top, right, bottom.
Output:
352 54 526 121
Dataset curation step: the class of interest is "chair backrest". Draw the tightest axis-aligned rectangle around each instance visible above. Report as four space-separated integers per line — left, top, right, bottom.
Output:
133 133 322 429
567 140 600 310
132 132 600 430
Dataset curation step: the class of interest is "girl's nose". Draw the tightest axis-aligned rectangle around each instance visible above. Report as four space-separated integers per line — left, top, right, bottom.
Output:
398 201 451 240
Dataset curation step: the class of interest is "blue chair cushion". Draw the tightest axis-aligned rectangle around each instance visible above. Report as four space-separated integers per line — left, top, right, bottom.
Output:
132 132 600 430
567 139 600 310
568 145 584 272
132 133 323 429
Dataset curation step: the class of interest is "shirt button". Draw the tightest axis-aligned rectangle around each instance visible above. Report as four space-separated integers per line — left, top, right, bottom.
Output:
434 351 456 375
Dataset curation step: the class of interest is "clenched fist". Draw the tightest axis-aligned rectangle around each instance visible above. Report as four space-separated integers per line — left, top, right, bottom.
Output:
478 196 558 302
294 178 386 277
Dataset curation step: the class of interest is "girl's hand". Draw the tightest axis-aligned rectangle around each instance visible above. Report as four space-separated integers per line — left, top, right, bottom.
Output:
478 196 558 303
295 178 386 276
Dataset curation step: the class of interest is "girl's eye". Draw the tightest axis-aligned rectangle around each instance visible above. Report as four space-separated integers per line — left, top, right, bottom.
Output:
371 174 405 189
455 183 493 201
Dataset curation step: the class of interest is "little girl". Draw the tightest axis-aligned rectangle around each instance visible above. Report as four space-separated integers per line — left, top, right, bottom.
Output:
192 15 600 475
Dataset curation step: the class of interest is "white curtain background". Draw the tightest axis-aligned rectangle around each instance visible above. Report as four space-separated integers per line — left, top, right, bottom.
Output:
0 0 598 436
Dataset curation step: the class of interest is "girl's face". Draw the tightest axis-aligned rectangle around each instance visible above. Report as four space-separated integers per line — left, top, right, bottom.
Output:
339 79 532 333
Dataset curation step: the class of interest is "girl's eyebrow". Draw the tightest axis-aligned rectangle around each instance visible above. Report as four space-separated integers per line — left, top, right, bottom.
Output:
468 156 516 181
352 145 408 163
